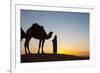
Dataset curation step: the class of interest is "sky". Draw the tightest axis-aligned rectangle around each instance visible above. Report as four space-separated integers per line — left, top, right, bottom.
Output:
20 9 89 57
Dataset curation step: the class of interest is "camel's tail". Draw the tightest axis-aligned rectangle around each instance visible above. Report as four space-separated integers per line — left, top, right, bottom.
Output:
21 27 26 41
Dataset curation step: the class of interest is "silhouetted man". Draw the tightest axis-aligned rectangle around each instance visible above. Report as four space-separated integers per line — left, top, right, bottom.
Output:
52 35 57 55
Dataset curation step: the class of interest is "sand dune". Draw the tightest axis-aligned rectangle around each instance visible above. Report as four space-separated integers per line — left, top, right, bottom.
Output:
21 54 89 63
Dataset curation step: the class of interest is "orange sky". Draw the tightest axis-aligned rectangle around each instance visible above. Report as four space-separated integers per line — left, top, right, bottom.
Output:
21 38 89 57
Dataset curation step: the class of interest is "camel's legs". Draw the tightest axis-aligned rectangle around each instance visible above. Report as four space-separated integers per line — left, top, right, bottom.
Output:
42 39 45 54
38 40 42 54
24 40 28 55
27 43 31 54
27 39 31 54
24 37 31 55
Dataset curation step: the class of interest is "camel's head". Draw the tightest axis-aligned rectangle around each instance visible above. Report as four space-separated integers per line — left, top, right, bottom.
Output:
46 32 53 39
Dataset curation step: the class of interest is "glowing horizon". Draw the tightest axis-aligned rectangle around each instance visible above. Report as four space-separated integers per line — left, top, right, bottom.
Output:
21 38 89 57
20 47 89 57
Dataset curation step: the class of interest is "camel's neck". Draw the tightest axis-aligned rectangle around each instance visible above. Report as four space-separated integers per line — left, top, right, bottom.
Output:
46 32 53 39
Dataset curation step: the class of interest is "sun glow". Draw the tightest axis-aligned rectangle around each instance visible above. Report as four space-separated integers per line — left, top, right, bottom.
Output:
57 48 89 57
21 47 89 57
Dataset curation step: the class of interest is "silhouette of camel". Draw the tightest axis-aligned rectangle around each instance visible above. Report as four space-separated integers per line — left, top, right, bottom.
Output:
24 23 53 54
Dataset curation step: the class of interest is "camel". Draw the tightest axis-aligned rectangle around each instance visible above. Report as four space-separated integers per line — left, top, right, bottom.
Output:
24 23 53 54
